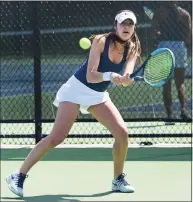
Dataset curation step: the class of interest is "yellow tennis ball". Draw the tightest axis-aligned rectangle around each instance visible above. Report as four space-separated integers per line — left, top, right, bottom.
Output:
79 37 91 50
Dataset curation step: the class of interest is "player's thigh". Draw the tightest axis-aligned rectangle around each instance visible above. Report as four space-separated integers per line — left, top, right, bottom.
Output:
88 100 128 140
51 101 80 138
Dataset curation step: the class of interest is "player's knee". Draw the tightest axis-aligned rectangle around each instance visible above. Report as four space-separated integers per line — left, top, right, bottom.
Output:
49 134 65 147
114 126 128 144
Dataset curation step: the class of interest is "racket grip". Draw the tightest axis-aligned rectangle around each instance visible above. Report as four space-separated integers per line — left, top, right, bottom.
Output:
132 76 144 81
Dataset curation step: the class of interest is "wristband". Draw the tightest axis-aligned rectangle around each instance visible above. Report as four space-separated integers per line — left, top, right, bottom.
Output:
102 72 112 81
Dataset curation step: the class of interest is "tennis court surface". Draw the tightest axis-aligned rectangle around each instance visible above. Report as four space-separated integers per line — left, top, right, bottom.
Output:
1 121 192 201
1 143 192 201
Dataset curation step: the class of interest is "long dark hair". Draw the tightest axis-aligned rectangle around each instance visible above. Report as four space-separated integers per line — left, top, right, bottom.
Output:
89 10 142 64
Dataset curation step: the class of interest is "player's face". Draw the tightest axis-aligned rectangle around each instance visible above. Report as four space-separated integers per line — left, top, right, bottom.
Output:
116 19 135 41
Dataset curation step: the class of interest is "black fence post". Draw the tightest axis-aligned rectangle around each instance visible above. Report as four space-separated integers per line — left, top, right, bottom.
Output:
32 2 42 144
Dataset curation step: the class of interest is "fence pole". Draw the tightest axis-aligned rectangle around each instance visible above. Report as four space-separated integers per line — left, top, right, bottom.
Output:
32 1 42 144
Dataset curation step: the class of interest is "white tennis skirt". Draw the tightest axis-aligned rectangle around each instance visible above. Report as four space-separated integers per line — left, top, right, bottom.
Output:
53 75 111 114
158 41 188 68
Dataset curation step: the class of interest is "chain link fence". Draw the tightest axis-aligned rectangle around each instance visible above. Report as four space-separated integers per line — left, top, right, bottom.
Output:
0 1 192 145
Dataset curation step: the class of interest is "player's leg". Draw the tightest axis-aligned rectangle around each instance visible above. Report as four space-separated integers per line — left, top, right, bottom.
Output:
174 68 190 120
163 79 172 119
6 102 80 197
88 100 134 193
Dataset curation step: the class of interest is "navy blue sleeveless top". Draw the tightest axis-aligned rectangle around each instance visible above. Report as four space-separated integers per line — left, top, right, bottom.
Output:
74 36 129 92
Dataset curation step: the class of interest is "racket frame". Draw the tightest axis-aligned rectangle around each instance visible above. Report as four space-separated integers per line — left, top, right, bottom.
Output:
130 48 175 87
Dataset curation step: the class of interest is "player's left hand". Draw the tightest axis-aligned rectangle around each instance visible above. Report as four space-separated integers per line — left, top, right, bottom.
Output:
120 73 133 87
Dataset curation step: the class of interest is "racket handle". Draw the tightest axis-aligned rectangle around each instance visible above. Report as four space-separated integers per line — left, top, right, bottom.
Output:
132 76 144 81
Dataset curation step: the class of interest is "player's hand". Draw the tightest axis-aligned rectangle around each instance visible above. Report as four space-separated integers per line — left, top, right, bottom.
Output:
120 73 133 87
110 72 122 85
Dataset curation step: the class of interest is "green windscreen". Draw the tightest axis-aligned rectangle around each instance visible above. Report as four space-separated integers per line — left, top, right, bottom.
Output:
144 51 173 85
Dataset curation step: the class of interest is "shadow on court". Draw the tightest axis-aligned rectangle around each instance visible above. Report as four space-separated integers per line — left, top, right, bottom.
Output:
1 147 191 161
1 191 116 201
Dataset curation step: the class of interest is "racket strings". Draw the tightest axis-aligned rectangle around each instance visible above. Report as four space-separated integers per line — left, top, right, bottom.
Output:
144 53 173 84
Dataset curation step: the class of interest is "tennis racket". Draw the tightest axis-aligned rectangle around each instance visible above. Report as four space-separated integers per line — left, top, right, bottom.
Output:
130 48 175 87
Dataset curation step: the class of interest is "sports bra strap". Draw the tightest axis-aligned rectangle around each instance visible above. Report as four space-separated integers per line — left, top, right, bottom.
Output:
103 36 110 55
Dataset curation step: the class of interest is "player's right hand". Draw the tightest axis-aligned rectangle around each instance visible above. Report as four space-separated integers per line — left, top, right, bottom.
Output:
110 73 122 85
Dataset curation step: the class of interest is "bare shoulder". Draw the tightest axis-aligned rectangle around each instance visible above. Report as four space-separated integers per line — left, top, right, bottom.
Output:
93 34 106 42
92 34 106 52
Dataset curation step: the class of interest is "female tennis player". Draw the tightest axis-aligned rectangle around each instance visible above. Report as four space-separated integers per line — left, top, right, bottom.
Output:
6 10 141 196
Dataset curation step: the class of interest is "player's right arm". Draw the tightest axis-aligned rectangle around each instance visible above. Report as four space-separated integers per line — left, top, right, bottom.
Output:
86 35 122 85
